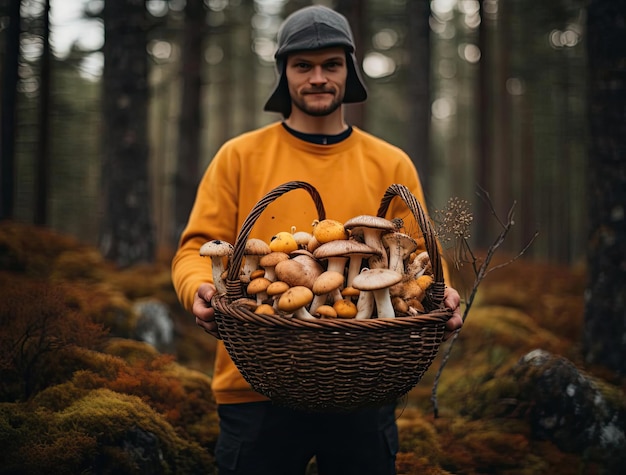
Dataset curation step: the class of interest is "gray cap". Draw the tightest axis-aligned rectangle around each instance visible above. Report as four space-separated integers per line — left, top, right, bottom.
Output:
263 5 368 117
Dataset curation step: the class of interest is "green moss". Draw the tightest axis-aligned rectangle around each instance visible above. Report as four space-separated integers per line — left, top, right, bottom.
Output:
0 389 214 474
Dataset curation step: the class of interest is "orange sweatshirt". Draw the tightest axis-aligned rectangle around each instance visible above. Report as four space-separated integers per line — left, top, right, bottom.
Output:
172 122 433 405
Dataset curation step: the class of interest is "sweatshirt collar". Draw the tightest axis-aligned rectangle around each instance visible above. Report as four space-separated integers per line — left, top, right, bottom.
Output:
281 121 353 145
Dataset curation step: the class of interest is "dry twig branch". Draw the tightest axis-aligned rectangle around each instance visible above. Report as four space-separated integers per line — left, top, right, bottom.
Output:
430 186 538 418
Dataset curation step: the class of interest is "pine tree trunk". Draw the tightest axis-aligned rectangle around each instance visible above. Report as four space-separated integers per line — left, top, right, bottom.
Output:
100 0 155 266
0 0 20 220
405 0 431 189
173 0 205 245
584 0 626 376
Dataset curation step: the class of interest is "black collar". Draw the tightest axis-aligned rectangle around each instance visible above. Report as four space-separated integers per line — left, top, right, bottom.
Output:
282 122 353 145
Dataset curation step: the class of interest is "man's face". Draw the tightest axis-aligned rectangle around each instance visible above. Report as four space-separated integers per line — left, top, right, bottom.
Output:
285 47 348 117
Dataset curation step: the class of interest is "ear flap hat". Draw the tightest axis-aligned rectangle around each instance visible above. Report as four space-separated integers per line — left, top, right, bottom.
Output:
263 5 368 117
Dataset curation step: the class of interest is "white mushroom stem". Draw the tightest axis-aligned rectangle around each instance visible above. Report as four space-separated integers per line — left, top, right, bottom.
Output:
362 229 388 269
325 256 348 275
373 288 395 319
294 306 316 320
385 236 413 274
212 258 227 295
355 290 374 320
241 256 261 284
346 256 365 287
263 266 277 282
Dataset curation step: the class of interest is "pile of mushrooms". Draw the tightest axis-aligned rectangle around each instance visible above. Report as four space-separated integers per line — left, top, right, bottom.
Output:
200 215 435 320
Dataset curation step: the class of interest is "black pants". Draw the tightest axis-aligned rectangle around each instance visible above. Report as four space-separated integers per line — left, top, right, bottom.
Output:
215 401 398 475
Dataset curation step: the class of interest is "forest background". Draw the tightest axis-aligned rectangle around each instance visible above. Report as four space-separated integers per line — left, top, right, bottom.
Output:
2 0 623 374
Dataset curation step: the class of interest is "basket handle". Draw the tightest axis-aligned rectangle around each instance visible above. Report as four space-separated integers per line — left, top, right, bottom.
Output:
376 184 445 309
223 181 326 301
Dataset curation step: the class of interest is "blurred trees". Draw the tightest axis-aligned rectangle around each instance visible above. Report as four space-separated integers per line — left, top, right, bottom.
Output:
1 0 591 265
100 0 155 266
1 0 20 220
173 0 207 244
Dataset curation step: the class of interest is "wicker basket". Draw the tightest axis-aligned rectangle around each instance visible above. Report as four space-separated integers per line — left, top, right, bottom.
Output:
212 181 451 412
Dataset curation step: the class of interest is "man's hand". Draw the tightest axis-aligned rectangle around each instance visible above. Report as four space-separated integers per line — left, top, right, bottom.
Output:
193 283 220 338
443 286 463 341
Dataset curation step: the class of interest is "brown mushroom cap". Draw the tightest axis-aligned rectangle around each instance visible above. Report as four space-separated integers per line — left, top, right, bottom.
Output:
250 269 266 280
259 251 290 268
254 303 276 315
247 277 272 295
266 280 290 297
259 251 290 281
314 304 338 319
333 299 358 319
341 286 360 299
275 257 322 289
277 286 314 313
312 270 345 295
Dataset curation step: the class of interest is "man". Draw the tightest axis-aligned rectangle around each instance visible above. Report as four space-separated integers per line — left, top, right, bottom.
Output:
172 5 463 475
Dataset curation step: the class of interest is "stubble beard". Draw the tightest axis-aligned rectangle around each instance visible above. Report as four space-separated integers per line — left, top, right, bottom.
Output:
291 91 344 117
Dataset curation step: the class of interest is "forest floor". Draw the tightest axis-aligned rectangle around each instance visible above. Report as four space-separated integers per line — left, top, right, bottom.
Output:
0 221 624 474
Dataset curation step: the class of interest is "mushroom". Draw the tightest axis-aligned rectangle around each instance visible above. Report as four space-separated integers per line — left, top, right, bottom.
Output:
382 232 418 275
275 257 323 289
291 252 324 287
310 305 337 319
343 215 396 269
307 235 321 252
247 276 272 305
354 288 375 320
351 268 403 319
249 268 266 280
277 286 315 320
240 238 271 284
391 296 410 315
407 298 425 314
312 219 348 244
199 239 234 295
333 299 358 319
341 286 360 301
266 280 290 309
406 251 432 279
313 304 338 319
390 277 426 302
259 251 289 281
342 240 381 287
310 270 345 314
312 240 350 275
269 231 299 253
291 226 314 250
416 274 434 292
254 303 276 316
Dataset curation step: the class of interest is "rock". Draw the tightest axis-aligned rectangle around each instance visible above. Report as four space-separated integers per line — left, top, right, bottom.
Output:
512 349 625 469
133 299 175 353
